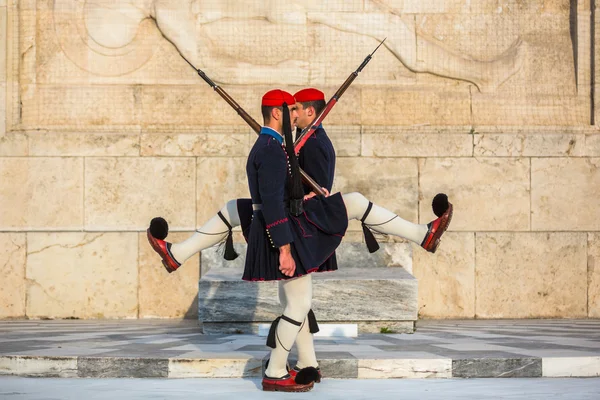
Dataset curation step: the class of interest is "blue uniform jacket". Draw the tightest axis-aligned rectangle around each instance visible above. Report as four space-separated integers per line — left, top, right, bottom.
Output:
246 128 293 248
297 125 335 193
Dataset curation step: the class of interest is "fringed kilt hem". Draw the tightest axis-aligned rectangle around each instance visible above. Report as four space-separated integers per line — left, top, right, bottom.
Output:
241 193 348 281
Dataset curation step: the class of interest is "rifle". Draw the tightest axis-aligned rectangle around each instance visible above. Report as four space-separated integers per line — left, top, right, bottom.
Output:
294 38 386 153
182 58 326 196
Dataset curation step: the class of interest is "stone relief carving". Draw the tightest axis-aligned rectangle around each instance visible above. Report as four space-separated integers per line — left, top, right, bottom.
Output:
53 0 526 91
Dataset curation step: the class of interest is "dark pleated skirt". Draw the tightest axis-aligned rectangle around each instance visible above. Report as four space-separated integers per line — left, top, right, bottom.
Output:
239 193 347 281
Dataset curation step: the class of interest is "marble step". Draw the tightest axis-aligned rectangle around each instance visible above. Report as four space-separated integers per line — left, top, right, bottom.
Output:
198 243 418 334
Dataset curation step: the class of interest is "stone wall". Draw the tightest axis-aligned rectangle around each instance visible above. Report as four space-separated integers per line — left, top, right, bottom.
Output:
0 0 599 320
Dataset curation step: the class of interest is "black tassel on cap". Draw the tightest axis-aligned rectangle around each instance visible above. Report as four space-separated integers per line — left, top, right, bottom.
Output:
217 211 238 261
360 202 380 253
432 193 449 218
149 217 169 240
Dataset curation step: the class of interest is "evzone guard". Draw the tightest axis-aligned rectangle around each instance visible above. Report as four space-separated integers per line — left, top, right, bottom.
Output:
147 89 453 392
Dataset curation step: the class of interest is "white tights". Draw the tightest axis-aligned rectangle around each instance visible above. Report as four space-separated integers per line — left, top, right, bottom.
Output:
265 274 313 378
169 193 429 264
169 199 240 264
278 274 318 371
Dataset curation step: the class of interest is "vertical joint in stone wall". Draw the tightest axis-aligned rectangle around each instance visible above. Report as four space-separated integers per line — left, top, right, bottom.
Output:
591 0 596 125
571 0 579 86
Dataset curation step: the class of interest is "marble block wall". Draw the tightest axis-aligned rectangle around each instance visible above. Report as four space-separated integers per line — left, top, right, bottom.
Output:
1 1 599 320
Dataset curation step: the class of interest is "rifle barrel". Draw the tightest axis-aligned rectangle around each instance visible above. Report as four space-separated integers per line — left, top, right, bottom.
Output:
294 38 385 154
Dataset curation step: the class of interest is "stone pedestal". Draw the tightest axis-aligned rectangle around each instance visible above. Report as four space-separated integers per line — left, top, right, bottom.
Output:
198 243 417 334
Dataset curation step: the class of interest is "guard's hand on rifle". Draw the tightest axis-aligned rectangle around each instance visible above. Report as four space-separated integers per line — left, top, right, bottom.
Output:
303 192 316 201
303 187 329 201
279 244 296 277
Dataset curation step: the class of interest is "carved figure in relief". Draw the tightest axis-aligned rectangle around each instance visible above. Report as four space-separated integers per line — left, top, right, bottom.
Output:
55 0 525 90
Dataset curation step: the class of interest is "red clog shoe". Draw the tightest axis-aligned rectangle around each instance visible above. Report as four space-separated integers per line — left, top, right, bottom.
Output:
262 374 314 392
421 202 453 254
146 229 181 273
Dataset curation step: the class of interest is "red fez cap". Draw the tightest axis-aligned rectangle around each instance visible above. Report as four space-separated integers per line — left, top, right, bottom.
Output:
262 89 295 107
294 88 325 103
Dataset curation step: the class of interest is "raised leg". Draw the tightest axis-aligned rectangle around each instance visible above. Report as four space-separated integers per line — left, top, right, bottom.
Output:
342 192 428 245
169 199 241 264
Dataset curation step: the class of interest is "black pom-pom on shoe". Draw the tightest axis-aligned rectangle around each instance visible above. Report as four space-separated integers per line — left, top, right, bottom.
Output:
149 217 169 240
432 193 449 218
295 367 320 385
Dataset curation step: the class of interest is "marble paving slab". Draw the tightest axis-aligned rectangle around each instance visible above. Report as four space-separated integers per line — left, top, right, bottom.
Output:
0 320 599 379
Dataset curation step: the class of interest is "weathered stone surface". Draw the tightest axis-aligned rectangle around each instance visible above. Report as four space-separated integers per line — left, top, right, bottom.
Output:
0 7 6 84
453 358 542 378
0 83 5 136
362 132 472 157
357 321 415 334
29 132 139 156
325 126 361 157
85 157 196 230
0 233 25 318
475 233 587 318
26 232 138 319
21 86 138 130
319 358 359 379
78 357 168 378
419 158 530 231
474 133 585 157
139 232 200 319
364 1 462 14
531 158 600 231
543 357 600 377
472 93 588 126
413 232 475 319
169 358 261 378
361 89 471 126
334 157 418 232
0 356 78 378
196 157 248 226
358 359 452 379
586 134 600 156
589 233 600 318
199 243 417 331
139 86 258 130
37 3 168 85
140 127 250 157
0 157 83 229
310 25 415 87
199 268 417 323
0 132 27 155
